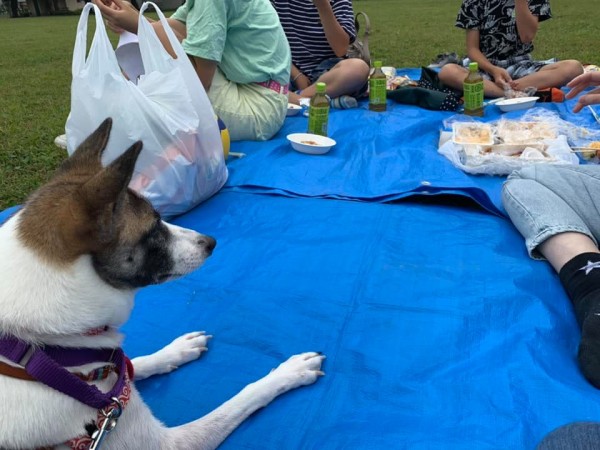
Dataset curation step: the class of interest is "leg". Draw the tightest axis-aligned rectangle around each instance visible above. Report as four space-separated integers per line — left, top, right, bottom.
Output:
539 232 599 273
503 165 600 387
438 63 504 97
300 58 370 99
510 60 584 92
131 331 211 380
208 69 287 141
538 422 600 450
165 352 325 449
502 165 600 262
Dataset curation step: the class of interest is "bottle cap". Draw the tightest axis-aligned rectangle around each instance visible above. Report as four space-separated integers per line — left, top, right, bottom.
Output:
468 62 479 72
374 61 382 68
316 82 326 93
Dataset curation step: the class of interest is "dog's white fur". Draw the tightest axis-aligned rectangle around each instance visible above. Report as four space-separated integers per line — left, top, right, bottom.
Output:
0 120 324 449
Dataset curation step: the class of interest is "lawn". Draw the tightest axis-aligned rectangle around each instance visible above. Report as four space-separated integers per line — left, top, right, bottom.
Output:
0 0 597 209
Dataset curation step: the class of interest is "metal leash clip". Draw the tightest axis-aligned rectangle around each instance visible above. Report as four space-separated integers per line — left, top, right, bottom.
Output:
89 397 123 450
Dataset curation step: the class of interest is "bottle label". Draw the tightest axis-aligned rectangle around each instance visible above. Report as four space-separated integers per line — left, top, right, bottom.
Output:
464 81 484 111
369 78 387 105
308 105 329 136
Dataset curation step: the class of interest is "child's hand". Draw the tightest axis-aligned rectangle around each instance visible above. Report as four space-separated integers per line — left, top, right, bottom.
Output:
491 67 511 88
94 0 139 35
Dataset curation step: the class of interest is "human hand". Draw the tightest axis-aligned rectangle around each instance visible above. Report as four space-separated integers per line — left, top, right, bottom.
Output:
491 67 512 88
566 72 600 113
93 0 139 35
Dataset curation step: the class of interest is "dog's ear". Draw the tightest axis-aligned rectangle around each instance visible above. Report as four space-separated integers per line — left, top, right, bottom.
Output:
60 118 113 173
80 141 143 212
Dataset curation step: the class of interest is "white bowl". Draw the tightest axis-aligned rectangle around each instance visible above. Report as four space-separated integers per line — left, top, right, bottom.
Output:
287 103 303 117
287 133 336 155
495 96 539 112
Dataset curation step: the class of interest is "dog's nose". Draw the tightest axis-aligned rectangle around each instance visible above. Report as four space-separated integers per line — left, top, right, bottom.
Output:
199 235 217 255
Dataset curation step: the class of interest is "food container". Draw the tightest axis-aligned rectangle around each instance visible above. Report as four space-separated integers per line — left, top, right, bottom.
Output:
287 133 336 155
495 96 539 112
452 122 494 145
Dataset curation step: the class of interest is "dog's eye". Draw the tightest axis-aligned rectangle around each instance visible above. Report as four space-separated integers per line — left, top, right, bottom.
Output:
127 256 133 263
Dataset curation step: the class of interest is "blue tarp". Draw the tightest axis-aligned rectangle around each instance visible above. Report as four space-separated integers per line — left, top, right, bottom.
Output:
3 68 600 449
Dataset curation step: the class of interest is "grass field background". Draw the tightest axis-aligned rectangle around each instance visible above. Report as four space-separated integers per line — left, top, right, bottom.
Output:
0 0 597 209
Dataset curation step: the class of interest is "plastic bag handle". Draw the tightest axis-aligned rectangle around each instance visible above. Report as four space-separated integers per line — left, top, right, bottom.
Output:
137 2 188 68
72 3 122 76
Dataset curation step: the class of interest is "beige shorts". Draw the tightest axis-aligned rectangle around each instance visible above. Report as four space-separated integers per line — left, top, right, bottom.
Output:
208 69 288 141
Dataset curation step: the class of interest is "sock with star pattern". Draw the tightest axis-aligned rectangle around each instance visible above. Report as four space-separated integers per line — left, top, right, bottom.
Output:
559 252 600 388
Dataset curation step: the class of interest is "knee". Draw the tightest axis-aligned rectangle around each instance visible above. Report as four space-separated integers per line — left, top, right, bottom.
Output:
567 59 583 78
438 64 463 84
565 59 585 79
343 58 371 80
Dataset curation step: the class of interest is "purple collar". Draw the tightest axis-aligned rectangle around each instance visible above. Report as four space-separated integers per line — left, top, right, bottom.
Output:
0 336 128 409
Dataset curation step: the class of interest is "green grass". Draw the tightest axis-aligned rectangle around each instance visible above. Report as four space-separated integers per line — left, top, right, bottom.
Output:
0 0 597 209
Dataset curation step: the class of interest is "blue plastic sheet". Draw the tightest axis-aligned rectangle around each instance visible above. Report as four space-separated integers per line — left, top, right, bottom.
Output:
3 68 600 449
126 192 598 449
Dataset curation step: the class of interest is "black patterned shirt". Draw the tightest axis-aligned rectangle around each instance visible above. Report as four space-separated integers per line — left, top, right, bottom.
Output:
456 0 551 65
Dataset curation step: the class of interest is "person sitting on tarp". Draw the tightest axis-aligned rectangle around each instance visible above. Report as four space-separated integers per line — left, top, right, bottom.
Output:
271 0 369 109
94 0 291 142
502 71 600 390
438 0 582 98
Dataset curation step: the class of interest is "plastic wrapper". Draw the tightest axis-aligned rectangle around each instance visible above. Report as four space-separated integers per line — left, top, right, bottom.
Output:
439 109 583 175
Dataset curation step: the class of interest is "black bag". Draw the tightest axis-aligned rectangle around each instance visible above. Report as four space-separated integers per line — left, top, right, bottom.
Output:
346 12 371 66
387 67 462 112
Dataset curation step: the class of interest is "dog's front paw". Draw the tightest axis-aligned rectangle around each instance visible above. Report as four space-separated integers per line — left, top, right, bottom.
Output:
154 331 212 374
270 352 326 389
131 331 212 380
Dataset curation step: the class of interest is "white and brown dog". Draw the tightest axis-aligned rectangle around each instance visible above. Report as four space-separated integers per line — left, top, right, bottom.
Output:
0 118 325 449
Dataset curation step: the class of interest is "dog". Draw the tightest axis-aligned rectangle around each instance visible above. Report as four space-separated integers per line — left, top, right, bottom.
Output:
0 118 325 449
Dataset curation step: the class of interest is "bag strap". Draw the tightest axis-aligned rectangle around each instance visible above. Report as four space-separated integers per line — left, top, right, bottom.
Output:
72 3 122 77
138 2 188 72
355 11 371 37
137 2 221 151
354 11 371 65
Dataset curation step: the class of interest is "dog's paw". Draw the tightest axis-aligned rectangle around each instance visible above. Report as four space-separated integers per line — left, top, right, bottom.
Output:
154 331 212 373
269 352 326 389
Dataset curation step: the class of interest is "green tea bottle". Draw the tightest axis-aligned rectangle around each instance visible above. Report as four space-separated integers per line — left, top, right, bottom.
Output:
463 62 484 117
369 60 387 112
308 82 330 136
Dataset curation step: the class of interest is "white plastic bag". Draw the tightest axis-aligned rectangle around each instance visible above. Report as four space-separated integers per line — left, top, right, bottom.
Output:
66 2 227 218
438 111 580 176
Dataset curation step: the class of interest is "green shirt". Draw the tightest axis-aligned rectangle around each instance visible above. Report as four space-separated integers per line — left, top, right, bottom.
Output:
172 0 291 86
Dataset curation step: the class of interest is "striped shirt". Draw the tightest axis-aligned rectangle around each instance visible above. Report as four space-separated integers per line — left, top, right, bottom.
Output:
271 0 357 77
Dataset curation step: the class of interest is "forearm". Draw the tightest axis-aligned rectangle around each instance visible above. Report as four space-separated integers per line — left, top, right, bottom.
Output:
291 64 310 89
314 1 349 57
190 56 217 91
466 31 497 75
514 0 539 43
467 50 495 74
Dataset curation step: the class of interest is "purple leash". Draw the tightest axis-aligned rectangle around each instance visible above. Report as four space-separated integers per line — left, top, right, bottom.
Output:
0 336 127 409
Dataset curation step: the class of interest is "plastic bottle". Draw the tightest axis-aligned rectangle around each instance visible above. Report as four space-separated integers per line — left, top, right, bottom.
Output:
308 82 330 136
369 60 387 112
463 62 484 117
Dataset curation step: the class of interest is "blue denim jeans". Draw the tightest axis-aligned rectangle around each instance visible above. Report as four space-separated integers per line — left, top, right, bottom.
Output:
537 421 600 449
502 165 600 260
